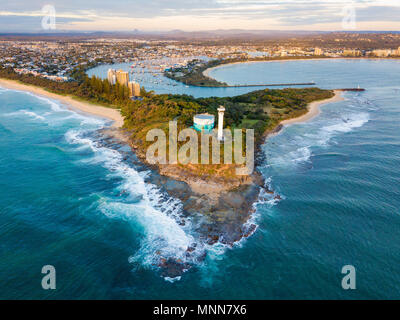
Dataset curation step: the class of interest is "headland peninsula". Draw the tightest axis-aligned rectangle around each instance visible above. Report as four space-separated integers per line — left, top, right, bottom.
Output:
0 65 339 277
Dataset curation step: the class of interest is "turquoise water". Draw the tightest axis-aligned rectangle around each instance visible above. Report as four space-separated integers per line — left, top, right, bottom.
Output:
1 59 400 299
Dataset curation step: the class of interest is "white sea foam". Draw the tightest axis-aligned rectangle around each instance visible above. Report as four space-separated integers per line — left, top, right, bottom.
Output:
5 89 107 127
65 128 199 274
322 112 369 134
266 111 370 167
4 110 45 121
51 112 106 127
21 110 45 121
164 276 181 283
197 183 272 278
25 92 63 112
288 146 312 164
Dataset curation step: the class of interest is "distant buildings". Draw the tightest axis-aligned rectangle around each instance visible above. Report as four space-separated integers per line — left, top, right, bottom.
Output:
371 49 392 57
128 81 141 97
14 68 69 82
4 37 400 87
314 48 324 56
343 49 362 57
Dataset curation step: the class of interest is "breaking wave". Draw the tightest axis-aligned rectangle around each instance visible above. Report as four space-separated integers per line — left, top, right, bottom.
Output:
265 111 370 168
254 96 372 234
3 110 45 121
25 92 63 112
65 128 204 280
1 88 106 127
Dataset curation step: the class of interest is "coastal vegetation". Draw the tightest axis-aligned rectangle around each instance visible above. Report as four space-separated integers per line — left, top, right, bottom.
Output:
120 87 334 180
0 66 131 107
0 65 333 178
164 59 229 87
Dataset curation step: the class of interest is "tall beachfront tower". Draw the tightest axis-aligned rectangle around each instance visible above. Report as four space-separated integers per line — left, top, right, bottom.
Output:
107 69 116 85
217 106 225 141
116 70 129 87
128 81 141 97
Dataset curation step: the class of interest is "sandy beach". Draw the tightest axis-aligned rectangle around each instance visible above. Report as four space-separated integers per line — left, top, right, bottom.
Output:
0 78 124 128
280 90 344 126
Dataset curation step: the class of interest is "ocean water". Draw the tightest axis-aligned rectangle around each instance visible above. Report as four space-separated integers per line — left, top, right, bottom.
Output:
1 59 400 299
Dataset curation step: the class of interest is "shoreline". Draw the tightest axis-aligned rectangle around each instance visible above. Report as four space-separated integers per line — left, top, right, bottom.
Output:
0 76 343 277
280 90 344 126
0 77 343 142
0 78 124 128
0 77 343 156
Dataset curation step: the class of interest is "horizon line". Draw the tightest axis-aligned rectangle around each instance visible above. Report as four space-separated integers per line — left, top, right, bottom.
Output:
1 29 400 34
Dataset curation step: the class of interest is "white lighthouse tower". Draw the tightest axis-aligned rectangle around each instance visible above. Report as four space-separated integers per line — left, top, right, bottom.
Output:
217 105 225 141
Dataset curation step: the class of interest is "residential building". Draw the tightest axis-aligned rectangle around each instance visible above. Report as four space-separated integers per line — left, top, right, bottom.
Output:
314 47 324 56
107 68 116 84
128 81 141 97
116 69 129 86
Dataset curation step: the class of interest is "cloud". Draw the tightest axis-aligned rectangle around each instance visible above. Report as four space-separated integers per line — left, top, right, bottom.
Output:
0 0 399 31
356 5 400 21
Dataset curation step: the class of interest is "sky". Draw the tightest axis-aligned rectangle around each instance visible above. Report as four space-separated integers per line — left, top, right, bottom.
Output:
0 0 399 32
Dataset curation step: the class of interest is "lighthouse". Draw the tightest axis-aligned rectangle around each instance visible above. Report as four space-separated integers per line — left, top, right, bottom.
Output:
217 105 225 141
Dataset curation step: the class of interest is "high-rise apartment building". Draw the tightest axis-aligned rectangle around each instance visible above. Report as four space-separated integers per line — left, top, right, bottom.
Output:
128 81 141 97
107 69 116 85
116 69 129 87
